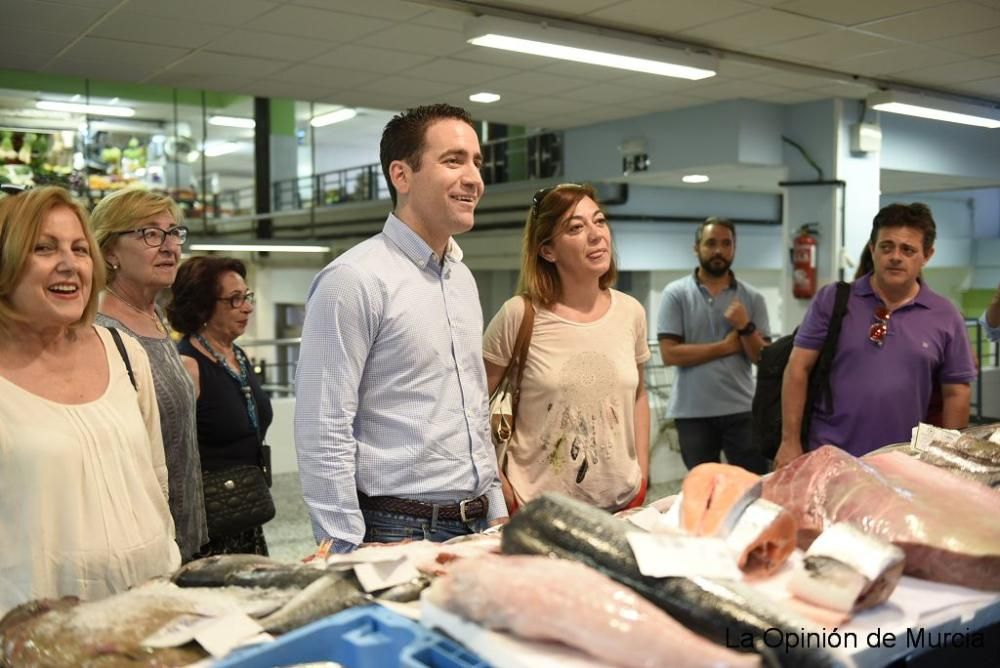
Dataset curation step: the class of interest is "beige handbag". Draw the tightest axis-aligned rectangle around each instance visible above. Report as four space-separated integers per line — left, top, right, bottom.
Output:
488 296 535 469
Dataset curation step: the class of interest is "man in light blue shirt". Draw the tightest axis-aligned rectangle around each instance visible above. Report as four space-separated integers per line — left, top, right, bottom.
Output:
981 283 1000 342
657 218 771 474
294 104 506 552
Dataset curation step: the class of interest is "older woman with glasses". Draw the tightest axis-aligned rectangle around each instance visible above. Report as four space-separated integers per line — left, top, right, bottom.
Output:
0 187 179 615
483 183 650 514
91 188 208 562
167 255 273 556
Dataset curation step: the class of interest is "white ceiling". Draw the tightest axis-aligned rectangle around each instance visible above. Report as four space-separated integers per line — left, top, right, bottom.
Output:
3 0 1000 193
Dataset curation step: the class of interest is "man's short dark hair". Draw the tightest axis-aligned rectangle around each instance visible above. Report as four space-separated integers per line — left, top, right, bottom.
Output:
379 104 476 207
696 216 736 244
869 203 936 252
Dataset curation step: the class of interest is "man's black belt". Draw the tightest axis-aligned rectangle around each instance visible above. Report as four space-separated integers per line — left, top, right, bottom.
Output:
357 492 488 522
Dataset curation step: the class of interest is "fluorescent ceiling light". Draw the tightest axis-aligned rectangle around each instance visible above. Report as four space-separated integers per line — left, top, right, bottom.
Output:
469 92 501 103
868 90 1000 129
203 141 242 157
36 100 135 117
209 115 255 129
465 16 716 80
682 174 710 183
311 108 357 127
189 242 331 253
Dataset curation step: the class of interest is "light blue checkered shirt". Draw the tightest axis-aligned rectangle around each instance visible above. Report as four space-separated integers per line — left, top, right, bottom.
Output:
294 214 505 548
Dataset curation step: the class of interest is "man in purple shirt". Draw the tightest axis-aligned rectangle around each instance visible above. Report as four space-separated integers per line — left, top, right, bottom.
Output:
776 203 977 466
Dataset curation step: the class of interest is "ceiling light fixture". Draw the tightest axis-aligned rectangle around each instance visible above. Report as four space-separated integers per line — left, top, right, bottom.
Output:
469 92 501 103
310 108 357 128
465 16 716 80
202 141 242 158
189 242 331 253
209 115 256 129
36 100 135 117
868 90 1000 130
682 174 710 183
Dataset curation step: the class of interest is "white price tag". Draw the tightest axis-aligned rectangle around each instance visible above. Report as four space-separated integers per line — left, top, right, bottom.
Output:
354 557 421 593
624 506 662 532
910 423 960 451
626 532 742 579
192 612 265 658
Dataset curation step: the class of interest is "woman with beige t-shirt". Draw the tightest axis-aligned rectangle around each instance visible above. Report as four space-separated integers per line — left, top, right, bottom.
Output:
483 183 651 514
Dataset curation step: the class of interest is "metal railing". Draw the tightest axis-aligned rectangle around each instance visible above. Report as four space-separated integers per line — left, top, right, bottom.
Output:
212 130 564 220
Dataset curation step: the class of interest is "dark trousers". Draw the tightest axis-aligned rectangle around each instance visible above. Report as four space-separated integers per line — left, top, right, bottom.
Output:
361 508 487 544
675 412 768 474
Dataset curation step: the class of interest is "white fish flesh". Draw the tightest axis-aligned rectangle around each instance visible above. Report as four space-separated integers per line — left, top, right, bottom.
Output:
428 554 758 668
788 523 905 614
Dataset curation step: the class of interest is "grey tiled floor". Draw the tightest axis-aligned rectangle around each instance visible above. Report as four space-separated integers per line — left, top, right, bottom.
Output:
263 427 689 562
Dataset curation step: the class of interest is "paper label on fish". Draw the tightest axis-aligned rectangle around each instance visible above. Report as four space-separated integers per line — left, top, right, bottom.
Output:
142 613 212 648
626 532 743 579
623 506 663 532
989 429 1000 445
911 423 960 451
192 612 266 657
354 557 421 593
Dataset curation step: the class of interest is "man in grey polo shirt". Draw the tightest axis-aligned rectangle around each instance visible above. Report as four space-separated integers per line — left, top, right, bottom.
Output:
657 218 770 474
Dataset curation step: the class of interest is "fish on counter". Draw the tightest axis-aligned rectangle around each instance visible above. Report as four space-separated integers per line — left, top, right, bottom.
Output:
680 463 762 537
172 554 329 589
870 432 1000 489
258 571 371 635
428 554 758 668
764 445 1000 590
679 463 797 579
788 523 905 618
502 492 847 668
0 582 289 667
725 499 798 580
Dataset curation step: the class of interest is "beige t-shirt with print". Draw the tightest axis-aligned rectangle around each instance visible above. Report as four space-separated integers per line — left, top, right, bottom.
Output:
483 290 651 511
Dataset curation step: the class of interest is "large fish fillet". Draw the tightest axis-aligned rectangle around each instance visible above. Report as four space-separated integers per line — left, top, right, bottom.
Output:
429 554 757 668
763 446 1000 590
502 493 845 668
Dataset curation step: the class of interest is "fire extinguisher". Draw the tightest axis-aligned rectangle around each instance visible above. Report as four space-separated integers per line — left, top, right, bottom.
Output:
791 224 818 299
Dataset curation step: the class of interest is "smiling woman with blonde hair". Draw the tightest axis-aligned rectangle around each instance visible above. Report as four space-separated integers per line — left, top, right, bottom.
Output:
483 183 651 514
0 186 179 615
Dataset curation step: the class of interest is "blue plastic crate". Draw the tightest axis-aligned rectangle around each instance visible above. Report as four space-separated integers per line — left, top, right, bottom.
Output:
215 604 490 668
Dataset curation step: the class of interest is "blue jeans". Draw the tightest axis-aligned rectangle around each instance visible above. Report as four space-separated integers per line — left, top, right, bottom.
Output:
361 508 488 544
675 412 769 474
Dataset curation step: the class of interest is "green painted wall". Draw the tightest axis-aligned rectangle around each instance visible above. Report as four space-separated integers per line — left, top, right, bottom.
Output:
269 99 296 136
963 288 998 318
0 69 240 108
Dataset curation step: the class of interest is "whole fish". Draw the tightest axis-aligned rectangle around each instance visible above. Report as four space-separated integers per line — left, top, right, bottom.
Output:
258 572 371 635
502 493 846 668
172 555 330 590
171 555 277 587
375 575 432 603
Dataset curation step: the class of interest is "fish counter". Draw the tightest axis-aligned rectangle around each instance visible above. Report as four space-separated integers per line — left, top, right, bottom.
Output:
1 422 999 667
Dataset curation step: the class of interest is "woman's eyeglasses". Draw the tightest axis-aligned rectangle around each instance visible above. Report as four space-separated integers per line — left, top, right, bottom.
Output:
869 306 890 346
118 226 189 247
218 291 255 309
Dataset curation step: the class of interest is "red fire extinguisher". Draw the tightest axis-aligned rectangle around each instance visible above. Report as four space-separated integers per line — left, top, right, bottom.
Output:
791 224 818 299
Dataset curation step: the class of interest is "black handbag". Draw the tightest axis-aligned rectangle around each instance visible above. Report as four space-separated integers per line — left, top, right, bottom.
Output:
201 464 276 538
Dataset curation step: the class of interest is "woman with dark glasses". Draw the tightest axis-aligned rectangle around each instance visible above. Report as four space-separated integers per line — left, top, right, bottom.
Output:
92 188 208 562
168 256 273 556
0 187 179 615
483 183 650 514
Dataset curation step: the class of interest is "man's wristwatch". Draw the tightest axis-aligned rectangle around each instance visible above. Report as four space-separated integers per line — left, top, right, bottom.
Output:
738 321 757 336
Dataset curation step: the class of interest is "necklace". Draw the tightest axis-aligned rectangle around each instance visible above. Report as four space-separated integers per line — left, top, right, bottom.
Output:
194 332 259 432
106 285 166 334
